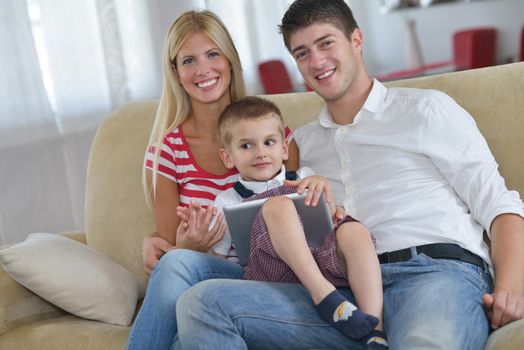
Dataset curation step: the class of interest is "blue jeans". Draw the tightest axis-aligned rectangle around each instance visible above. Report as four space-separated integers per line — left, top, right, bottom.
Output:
125 249 243 350
177 253 493 350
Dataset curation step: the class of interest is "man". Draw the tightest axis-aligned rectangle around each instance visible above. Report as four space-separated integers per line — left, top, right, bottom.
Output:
176 0 524 348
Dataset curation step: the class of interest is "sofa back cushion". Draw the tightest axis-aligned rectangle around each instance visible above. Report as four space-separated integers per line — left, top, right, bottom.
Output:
85 63 524 286
85 102 158 286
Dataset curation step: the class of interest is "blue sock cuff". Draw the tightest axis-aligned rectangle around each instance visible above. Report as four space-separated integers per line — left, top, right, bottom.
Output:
315 290 346 320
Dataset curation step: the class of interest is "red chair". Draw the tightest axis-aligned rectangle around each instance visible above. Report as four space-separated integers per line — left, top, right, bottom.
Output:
453 28 496 70
258 60 294 94
520 27 524 61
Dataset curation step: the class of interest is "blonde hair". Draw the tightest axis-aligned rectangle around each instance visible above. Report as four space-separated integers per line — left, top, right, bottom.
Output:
218 96 285 148
144 10 246 208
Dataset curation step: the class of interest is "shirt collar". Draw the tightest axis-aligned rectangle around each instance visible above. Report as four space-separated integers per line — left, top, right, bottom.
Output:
238 165 287 194
318 79 387 128
363 79 387 114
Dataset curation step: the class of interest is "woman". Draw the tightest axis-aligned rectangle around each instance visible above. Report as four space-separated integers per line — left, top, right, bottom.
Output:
126 10 298 349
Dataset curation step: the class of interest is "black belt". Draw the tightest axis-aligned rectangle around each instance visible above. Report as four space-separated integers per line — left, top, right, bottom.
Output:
378 243 484 268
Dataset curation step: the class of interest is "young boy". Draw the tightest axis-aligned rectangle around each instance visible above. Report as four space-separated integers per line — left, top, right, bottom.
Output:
209 96 387 349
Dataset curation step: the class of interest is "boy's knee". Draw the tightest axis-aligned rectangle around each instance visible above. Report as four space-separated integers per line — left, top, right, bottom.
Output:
262 196 294 217
336 222 371 241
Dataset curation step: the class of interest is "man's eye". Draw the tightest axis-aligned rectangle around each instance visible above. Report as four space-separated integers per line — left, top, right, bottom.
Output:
264 140 275 146
321 40 334 49
295 51 307 60
241 143 252 149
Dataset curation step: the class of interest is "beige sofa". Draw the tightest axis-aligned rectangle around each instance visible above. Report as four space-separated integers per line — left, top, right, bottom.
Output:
1 62 523 349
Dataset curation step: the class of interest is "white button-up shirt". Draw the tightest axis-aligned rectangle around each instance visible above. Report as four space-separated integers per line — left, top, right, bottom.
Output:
294 80 524 266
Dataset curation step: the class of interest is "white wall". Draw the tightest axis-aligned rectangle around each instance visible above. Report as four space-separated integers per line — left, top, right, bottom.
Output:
150 0 206 56
0 127 95 244
357 0 524 75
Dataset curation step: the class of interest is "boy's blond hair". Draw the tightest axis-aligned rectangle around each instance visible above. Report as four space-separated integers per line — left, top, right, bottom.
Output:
219 96 285 148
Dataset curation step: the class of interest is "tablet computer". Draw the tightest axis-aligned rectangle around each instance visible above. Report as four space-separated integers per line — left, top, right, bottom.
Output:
223 191 334 266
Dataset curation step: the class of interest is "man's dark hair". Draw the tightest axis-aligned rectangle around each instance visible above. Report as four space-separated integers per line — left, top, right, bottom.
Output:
279 0 359 52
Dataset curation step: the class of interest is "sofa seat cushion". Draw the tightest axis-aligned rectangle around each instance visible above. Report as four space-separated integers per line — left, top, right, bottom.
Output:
0 315 129 350
485 318 524 350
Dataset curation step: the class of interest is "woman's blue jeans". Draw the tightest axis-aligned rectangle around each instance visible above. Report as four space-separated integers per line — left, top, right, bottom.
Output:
176 253 493 350
125 249 243 350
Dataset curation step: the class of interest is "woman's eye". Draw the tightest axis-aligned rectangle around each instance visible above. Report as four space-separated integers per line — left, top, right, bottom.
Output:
209 51 220 58
181 57 194 65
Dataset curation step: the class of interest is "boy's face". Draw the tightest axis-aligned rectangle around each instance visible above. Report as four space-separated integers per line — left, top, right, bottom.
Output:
288 22 363 103
220 114 288 182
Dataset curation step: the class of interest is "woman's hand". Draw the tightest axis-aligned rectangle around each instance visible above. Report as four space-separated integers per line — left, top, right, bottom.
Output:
175 201 226 252
142 234 174 275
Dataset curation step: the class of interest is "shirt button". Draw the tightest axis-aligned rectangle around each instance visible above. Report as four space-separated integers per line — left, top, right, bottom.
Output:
345 185 352 193
341 160 348 167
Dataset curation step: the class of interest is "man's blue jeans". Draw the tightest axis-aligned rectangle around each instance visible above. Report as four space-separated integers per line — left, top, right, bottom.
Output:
177 253 493 350
125 249 243 350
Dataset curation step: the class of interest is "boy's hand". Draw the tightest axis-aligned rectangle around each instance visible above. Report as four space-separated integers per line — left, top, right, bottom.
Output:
176 205 190 222
284 175 335 213
334 206 346 223
175 201 226 253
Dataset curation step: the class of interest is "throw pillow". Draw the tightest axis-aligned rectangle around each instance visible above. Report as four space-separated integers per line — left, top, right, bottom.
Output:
0 233 144 326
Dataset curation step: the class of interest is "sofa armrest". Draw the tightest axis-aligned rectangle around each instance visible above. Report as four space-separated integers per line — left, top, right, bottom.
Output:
0 231 86 335
60 231 87 244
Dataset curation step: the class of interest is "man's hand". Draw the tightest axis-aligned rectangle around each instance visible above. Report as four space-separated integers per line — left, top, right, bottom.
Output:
175 201 226 253
142 235 174 275
483 291 524 329
487 213 524 329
